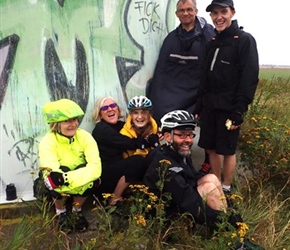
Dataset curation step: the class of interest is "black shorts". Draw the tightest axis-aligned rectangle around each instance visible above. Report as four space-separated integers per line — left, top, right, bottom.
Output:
166 186 221 227
193 189 222 227
198 109 240 155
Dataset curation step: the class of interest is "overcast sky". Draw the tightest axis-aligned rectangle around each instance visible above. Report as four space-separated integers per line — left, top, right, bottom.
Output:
195 0 290 66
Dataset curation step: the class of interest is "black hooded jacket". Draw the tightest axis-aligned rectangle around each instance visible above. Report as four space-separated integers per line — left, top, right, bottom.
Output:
147 17 215 125
197 20 259 114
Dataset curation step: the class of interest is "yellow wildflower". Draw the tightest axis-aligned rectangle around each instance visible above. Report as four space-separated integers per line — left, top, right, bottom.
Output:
159 159 171 165
230 194 243 201
149 193 158 202
135 215 147 226
102 193 113 199
251 117 258 123
237 222 249 241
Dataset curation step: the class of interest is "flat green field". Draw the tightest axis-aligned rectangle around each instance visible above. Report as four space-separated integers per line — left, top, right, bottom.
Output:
259 67 290 80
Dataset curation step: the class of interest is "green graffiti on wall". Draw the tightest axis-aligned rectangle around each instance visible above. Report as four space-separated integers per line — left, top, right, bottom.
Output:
0 0 175 198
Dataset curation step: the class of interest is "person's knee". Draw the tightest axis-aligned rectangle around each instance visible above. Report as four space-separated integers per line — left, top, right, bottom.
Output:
198 182 225 211
197 182 218 197
207 173 221 186
198 173 221 187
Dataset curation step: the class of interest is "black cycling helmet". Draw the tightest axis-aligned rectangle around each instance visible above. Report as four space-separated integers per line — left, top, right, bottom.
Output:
160 110 197 132
127 95 153 111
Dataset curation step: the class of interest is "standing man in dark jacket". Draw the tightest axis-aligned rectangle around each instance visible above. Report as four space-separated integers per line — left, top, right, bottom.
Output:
195 0 259 193
147 0 215 173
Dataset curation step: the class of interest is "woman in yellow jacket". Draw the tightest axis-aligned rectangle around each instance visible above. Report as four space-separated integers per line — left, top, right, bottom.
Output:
120 95 160 158
39 99 102 233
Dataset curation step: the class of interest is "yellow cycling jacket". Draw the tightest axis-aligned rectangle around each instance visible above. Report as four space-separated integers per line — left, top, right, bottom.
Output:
39 128 102 195
120 116 158 158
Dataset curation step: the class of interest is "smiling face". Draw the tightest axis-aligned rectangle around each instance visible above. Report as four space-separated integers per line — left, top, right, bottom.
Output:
164 129 195 157
210 6 235 33
175 0 198 31
100 98 120 124
59 118 79 137
130 109 150 129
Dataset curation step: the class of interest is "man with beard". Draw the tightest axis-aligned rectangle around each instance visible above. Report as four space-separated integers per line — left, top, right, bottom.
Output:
143 110 230 230
143 110 265 248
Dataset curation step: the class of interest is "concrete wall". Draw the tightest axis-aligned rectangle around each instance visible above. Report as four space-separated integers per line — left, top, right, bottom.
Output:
0 0 176 203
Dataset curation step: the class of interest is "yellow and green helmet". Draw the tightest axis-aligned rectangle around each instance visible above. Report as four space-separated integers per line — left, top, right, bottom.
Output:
42 99 84 124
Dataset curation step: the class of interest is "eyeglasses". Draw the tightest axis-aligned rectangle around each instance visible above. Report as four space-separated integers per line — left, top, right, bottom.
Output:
173 133 196 139
176 7 195 14
100 103 117 111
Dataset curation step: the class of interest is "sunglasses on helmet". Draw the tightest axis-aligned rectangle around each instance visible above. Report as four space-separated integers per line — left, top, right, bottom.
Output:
100 103 117 111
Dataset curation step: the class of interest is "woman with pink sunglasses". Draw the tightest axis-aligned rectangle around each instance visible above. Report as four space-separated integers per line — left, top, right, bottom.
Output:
92 96 148 205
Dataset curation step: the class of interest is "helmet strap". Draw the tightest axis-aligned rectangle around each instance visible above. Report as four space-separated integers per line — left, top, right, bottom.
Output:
169 130 174 145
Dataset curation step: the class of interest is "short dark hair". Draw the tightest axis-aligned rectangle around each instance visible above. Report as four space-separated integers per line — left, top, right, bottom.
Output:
176 0 197 10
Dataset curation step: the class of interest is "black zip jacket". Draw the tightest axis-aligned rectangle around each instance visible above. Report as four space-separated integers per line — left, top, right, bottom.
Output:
198 20 259 114
147 17 214 124
143 145 205 220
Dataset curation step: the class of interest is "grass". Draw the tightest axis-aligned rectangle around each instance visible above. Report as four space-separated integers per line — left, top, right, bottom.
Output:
1 67 289 249
259 67 290 80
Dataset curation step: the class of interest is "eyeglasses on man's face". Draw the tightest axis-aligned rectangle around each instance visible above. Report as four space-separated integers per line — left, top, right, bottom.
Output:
100 103 117 111
173 132 196 139
176 7 195 14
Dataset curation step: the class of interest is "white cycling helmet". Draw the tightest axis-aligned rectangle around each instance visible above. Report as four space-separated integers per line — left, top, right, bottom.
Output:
127 95 152 111
160 110 197 132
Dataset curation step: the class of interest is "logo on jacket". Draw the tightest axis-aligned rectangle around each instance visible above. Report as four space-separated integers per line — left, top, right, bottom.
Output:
169 166 183 173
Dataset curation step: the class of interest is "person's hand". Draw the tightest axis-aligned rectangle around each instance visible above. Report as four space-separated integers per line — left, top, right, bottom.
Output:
226 112 243 130
146 134 159 148
136 136 149 149
44 172 64 190
157 132 164 142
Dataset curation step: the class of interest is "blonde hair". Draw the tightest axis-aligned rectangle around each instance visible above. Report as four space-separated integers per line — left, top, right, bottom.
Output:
92 96 124 123
49 122 59 132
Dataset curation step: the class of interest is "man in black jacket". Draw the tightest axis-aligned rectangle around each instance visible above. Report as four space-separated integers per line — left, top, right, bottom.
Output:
195 0 259 193
147 0 215 173
143 110 265 249
143 110 229 229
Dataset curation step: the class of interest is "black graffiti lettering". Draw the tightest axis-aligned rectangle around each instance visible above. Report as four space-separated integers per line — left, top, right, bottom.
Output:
134 1 160 19
44 38 89 113
0 34 20 109
151 20 163 33
115 56 142 104
134 1 145 15
8 137 39 169
57 0 65 7
133 1 163 34
152 2 160 19
139 18 163 34
145 2 153 16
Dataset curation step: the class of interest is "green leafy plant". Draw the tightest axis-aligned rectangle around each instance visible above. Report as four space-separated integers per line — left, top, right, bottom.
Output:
239 77 290 181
